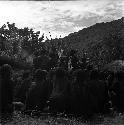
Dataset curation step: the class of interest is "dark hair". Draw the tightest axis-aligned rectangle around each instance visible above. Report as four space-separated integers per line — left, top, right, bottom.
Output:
55 68 67 79
0 64 12 78
34 69 47 81
74 69 88 82
90 69 99 80
48 69 56 79
116 71 124 81
22 70 30 79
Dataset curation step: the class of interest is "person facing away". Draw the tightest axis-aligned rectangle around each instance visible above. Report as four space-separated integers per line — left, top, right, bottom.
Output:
0 64 14 114
111 72 123 112
88 70 107 113
15 70 32 104
71 69 91 116
26 69 49 111
49 67 71 113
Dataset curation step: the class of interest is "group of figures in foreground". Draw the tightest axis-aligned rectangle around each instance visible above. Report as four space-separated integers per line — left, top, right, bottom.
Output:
1 61 124 120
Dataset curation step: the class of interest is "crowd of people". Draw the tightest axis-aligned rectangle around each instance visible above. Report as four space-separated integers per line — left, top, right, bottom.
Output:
1 51 124 119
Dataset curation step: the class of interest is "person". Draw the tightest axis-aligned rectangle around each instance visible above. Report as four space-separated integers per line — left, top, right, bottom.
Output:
111 72 123 112
48 68 71 113
0 64 14 114
71 69 91 116
15 70 32 104
26 69 49 112
88 70 106 113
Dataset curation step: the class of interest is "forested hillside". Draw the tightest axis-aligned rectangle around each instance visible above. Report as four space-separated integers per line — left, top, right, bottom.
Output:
54 17 124 69
0 17 124 69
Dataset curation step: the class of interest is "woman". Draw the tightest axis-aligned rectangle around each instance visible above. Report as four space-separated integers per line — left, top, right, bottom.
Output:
0 64 14 114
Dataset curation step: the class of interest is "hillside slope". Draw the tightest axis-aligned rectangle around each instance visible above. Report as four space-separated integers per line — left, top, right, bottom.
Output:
61 17 124 51
48 17 123 68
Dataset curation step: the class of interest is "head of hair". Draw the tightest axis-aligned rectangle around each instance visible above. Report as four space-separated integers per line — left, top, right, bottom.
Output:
116 71 124 81
99 71 105 80
55 67 67 79
90 69 99 80
48 69 56 80
0 64 12 79
22 70 30 79
74 69 88 82
34 69 47 81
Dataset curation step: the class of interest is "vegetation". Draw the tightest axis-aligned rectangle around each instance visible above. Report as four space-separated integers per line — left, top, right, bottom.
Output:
1 17 124 125
1 17 124 69
2 112 124 125
51 17 124 69
0 22 44 61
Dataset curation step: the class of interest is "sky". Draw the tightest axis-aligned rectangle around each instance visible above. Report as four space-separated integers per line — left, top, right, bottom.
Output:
0 0 124 40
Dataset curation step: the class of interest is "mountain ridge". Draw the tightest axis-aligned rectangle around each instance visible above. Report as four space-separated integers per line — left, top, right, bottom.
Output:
60 17 124 50
51 17 124 68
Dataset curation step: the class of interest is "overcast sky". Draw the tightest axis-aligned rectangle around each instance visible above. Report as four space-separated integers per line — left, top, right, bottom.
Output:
0 0 123 39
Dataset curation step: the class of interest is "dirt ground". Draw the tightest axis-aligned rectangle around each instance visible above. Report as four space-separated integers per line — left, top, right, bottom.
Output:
1 111 124 125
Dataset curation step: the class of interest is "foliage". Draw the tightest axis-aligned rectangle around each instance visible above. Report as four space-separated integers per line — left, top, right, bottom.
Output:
50 17 124 69
0 22 45 61
0 17 124 68
86 30 124 70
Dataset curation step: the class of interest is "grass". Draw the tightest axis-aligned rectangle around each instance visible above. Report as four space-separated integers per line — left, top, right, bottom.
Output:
1 111 124 125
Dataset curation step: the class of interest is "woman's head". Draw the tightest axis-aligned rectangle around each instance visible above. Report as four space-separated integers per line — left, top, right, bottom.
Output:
0 64 13 79
55 67 67 79
73 69 88 82
89 69 99 80
34 69 47 81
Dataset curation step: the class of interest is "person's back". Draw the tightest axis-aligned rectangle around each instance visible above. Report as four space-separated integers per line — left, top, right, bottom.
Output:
15 71 32 104
111 72 124 112
26 69 49 111
0 64 14 114
49 68 70 113
1 78 14 113
70 69 91 115
88 70 106 113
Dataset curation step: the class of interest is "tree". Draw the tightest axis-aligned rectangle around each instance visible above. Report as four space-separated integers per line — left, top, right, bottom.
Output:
0 22 44 61
86 30 124 70
104 32 124 61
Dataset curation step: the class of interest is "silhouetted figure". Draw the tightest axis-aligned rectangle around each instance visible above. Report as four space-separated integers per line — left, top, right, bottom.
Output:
111 72 123 112
88 70 106 113
26 69 49 112
71 69 91 116
48 68 70 113
0 64 14 115
15 70 32 104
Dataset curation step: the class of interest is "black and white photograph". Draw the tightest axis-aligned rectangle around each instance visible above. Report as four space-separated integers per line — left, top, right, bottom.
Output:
0 0 124 124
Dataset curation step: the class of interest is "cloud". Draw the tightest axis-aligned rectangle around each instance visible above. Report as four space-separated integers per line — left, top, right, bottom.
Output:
55 0 124 29
0 0 123 39
73 26 87 32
